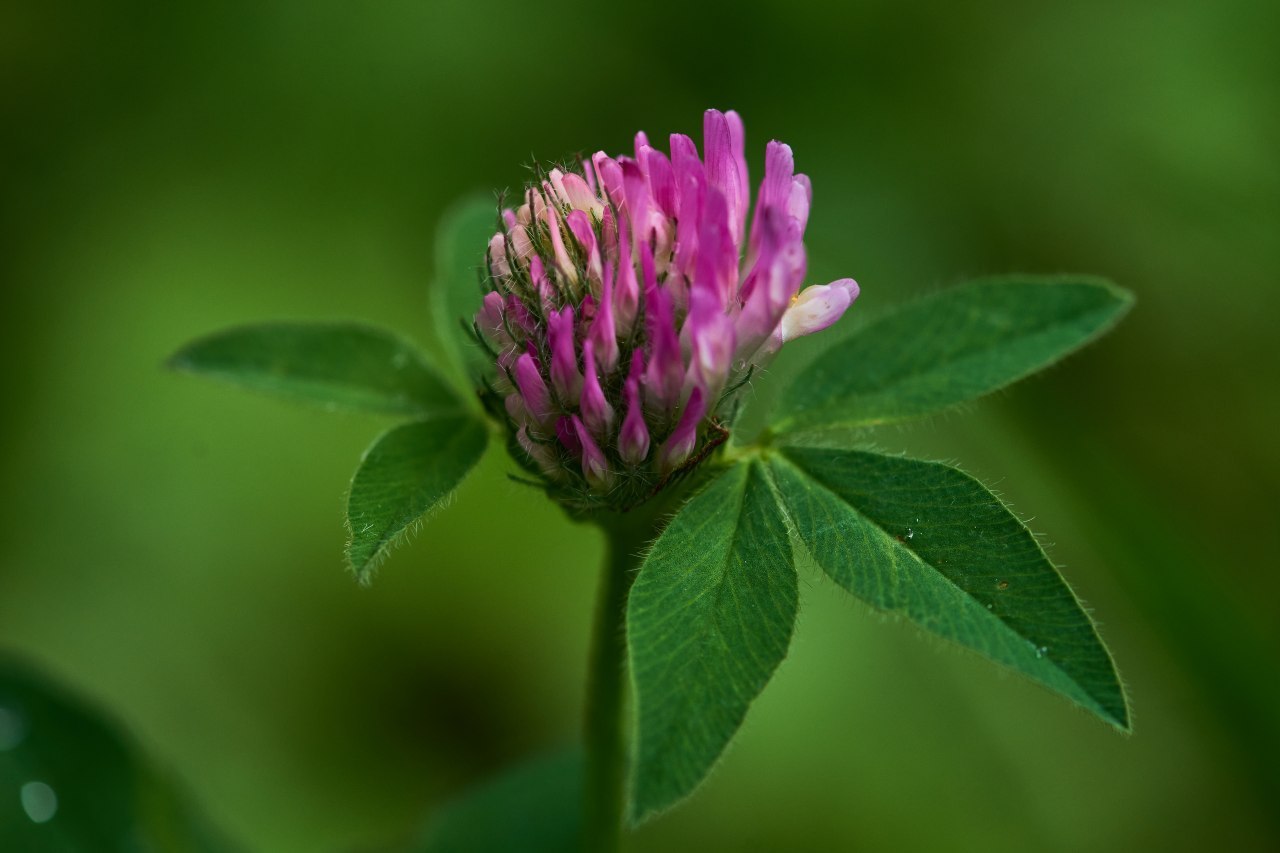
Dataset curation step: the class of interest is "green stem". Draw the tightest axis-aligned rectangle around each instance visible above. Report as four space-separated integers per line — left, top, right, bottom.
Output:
583 508 662 853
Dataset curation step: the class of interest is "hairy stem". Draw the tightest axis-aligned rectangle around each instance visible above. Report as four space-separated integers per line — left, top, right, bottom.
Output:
583 504 665 852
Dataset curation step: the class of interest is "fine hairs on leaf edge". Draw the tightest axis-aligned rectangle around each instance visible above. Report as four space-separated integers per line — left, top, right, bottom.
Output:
767 442 1132 732
165 318 465 417
344 487 461 586
767 274 1136 436
342 420 483 586
625 459 800 826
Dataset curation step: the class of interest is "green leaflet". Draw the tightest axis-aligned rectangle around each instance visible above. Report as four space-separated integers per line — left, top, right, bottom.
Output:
169 321 463 417
627 461 797 823
775 276 1133 433
414 749 583 853
430 194 500 387
766 445 1129 729
346 414 489 582
0 659 240 853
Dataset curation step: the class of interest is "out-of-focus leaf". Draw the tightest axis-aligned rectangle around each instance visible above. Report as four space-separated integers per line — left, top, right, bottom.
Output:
627 461 796 823
775 277 1133 434
413 748 582 853
766 445 1129 729
0 659 239 853
346 414 489 581
430 194 500 387
169 321 462 417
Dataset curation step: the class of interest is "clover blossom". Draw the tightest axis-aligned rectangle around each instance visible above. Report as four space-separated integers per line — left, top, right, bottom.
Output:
475 109 859 511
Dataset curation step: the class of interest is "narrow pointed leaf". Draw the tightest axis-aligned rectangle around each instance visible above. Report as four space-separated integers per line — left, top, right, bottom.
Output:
431 194 500 386
775 276 1133 433
169 322 462 416
767 445 1128 729
414 748 583 853
627 461 797 823
346 414 488 581
1 658 240 852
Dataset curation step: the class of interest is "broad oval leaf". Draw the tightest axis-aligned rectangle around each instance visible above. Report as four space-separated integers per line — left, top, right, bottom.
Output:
430 194 500 386
346 414 488 581
413 748 582 853
627 461 796 823
169 321 462 417
775 276 1133 433
0 658 239 853
767 445 1129 729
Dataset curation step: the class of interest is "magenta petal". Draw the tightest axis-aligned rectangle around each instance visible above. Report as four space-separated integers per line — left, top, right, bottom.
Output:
592 152 626 208
643 277 683 415
669 133 704 218
588 266 620 373
703 109 748 247
673 169 705 282
619 157 651 240
579 339 616 438
514 353 553 427
556 415 582 456
566 209 602 284
571 415 612 490
614 232 640 333
694 186 737 306
749 141 796 258
658 387 706 473
640 145 676 217
789 173 813 235
547 305 582 403
737 206 807 360
686 299 736 404
619 350 650 465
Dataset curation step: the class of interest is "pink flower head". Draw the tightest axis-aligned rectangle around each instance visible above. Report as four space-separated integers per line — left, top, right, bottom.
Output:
475 110 858 510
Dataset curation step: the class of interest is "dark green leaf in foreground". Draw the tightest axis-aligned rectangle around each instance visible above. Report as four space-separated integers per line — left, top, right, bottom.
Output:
627 461 796 823
776 277 1133 433
766 445 1129 729
430 194 500 385
0 658 239 853
413 749 583 853
169 322 461 416
346 414 488 581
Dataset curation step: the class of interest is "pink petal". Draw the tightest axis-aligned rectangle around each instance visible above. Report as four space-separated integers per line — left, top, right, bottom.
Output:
780 278 860 342
658 387 706 473
619 350 651 465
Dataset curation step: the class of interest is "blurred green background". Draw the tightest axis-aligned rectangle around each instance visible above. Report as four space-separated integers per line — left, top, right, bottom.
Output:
3 0 1278 850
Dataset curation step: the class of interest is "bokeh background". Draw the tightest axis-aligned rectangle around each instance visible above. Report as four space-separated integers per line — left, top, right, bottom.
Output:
3 0 1278 850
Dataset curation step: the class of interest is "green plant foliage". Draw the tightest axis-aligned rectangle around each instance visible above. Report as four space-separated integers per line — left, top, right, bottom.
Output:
765 445 1129 729
0 659 238 853
169 322 462 417
430 195 500 387
775 277 1133 433
413 749 583 853
627 461 797 823
346 415 489 581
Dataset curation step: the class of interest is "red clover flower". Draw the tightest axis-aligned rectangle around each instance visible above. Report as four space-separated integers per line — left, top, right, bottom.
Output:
476 109 859 510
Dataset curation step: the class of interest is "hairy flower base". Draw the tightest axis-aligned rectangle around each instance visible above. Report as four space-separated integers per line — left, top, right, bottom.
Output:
474 109 858 512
